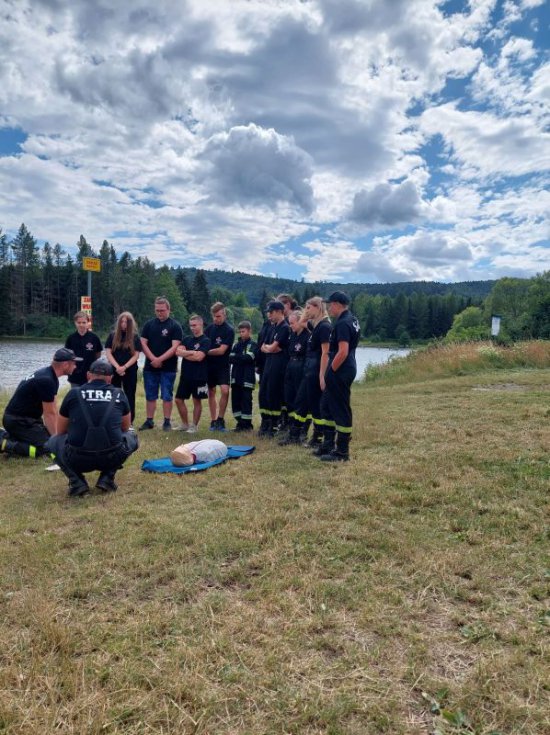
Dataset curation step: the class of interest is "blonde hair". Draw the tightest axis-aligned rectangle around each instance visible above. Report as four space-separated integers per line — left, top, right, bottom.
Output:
306 296 329 327
111 311 138 353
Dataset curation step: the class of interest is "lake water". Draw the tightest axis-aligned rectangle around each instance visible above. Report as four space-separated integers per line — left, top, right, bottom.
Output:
0 340 411 392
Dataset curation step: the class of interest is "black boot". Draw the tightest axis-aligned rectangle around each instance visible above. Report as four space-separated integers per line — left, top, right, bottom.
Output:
258 416 273 438
304 426 323 449
320 432 351 462
278 420 301 446
96 470 118 492
312 428 334 457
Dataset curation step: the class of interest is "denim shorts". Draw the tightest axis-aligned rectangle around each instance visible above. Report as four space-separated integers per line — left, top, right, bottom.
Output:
143 370 177 401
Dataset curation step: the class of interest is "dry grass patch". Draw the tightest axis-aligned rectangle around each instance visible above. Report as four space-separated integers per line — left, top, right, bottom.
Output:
0 359 549 733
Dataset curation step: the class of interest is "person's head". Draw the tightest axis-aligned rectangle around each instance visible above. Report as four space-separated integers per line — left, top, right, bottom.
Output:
324 291 350 318
73 310 91 335
154 297 170 321
114 311 137 346
189 314 204 337
52 347 83 376
211 302 227 325
170 443 195 466
237 320 252 340
305 296 328 326
276 293 297 316
87 358 114 383
266 300 285 324
288 310 304 333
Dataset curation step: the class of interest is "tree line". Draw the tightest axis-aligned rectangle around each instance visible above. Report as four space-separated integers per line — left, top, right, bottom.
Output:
1 224 547 343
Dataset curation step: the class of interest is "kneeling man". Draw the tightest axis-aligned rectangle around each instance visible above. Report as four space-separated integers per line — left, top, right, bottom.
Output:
46 359 139 497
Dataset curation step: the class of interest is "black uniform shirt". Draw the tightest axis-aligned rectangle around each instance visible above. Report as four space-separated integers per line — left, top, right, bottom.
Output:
141 317 183 372
60 380 130 447
288 329 310 360
5 365 59 419
329 310 361 369
307 319 332 360
180 334 211 382
105 332 141 369
65 331 103 385
205 322 235 366
230 338 258 387
265 320 290 358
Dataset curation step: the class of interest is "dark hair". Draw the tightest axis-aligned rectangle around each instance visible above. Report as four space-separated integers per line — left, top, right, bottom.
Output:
238 320 252 330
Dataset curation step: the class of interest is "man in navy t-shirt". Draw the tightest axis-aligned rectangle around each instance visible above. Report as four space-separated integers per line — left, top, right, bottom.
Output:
205 302 234 431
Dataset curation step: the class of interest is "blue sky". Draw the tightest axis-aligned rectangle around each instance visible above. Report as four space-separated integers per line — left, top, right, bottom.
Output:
0 0 548 283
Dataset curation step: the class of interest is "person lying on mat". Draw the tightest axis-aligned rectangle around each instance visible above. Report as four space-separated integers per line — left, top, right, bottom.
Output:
170 439 228 466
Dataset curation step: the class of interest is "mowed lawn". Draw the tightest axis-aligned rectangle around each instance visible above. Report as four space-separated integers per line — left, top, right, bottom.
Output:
0 364 548 734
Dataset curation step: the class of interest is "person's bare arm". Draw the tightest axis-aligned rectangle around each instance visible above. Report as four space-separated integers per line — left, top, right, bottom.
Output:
42 401 58 435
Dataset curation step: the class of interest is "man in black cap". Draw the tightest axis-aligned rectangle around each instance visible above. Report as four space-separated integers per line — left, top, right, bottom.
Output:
317 292 360 462
258 300 290 437
46 358 139 497
0 348 82 458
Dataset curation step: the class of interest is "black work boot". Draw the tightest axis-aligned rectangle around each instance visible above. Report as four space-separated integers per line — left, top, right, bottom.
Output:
312 428 335 457
320 432 351 462
68 472 90 497
278 420 301 446
258 416 272 438
96 471 118 492
303 425 323 449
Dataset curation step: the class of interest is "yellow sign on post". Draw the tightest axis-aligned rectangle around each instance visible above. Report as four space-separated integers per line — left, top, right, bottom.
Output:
82 257 101 272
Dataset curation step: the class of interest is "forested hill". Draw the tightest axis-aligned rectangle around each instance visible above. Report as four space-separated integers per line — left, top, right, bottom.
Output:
176 267 495 305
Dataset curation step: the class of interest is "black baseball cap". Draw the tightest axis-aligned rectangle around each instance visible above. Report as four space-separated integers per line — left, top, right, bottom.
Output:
266 300 285 312
323 291 350 305
53 348 83 363
89 358 114 376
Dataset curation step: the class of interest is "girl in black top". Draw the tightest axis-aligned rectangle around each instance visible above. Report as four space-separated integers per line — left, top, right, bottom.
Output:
105 311 141 421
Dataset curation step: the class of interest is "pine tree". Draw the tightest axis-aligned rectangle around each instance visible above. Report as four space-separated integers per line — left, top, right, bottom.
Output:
190 269 211 319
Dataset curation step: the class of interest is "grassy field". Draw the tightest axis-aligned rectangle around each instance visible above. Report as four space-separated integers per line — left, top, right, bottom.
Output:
0 343 548 734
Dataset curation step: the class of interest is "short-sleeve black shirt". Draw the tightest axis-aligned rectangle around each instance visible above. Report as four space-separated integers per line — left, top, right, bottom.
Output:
205 322 235 367
329 310 361 369
5 365 59 419
60 380 131 447
307 319 332 360
180 334 211 382
65 330 103 385
105 332 141 370
141 317 183 372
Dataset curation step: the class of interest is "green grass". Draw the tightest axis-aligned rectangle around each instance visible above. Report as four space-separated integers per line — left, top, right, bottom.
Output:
0 345 549 734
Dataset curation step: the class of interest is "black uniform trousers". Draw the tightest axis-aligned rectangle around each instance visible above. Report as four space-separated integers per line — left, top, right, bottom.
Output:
259 355 288 418
284 358 306 416
292 358 324 428
46 431 139 486
2 413 50 456
231 384 254 421
320 362 356 434
111 368 138 422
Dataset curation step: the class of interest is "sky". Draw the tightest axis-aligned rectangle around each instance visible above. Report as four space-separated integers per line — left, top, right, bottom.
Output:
0 0 548 284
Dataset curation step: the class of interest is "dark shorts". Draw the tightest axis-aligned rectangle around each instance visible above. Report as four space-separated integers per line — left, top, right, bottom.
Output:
207 364 230 388
176 378 209 400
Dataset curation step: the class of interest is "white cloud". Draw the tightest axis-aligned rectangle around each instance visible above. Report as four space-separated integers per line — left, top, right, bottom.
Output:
198 124 314 212
0 0 547 283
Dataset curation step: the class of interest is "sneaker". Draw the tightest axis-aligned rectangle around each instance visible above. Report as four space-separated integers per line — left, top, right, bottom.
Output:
139 419 155 430
173 423 189 431
45 463 61 471
96 474 118 492
162 419 172 432
216 417 227 432
186 424 197 433
209 420 218 431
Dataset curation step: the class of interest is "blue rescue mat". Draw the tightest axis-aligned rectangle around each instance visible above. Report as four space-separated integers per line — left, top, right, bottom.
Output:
141 445 255 474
